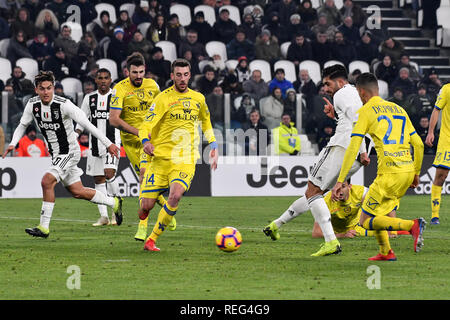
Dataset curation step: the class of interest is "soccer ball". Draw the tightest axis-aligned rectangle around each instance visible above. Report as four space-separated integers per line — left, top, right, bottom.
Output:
215 227 242 252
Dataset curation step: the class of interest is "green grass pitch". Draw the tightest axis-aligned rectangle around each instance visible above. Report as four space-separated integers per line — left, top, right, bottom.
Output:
0 195 449 300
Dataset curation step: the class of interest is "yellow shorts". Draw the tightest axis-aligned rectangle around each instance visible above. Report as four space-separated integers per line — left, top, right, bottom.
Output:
122 140 149 175
140 158 195 199
432 143 450 170
361 172 414 217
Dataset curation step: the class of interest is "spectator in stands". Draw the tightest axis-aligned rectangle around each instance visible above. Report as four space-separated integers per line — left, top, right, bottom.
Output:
420 67 442 101
318 0 342 26
29 31 52 70
34 9 59 44
263 11 289 44
221 74 244 97
407 84 434 126
196 65 218 96
187 11 213 45
337 16 360 45
54 81 74 102
92 10 114 43
148 0 165 19
6 31 33 65
147 14 167 43
240 13 261 43
147 46 171 88
107 28 128 75
348 69 361 85
206 86 225 132
10 7 35 40
128 30 153 63
79 32 99 70
269 68 294 99
0 16 9 40
53 24 78 63
396 53 421 82
380 37 405 63
227 29 255 61
78 132 89 157
388 87 408 108
255 29 281 65
15 125 48 157
115 10 137 44
283 88 298 121
83 80 95 95
22 0 45 22
287 13 314 40
317 119 335 151
331 31 356 68
213 8 238 44
246 4 265 28
242 108 270 156
416 115 437 154
390 68 416 97
235 93 257 119
273 113 301 155
243 69 269 104
311 13 338 41
340 0 366 27
132 0 153 25
267 0 298 27
260 87 285 130
375 55 397 85
182 50 201 76
74 0 96 31
178 29 208 63
3 83 24 130
311 32 332 67
308 83 330 135
297 0 318 27
293 69 317 112
286 33 313 67
356 31 379 65
6 66 35 98
234 56 252 83
45 0 69 24
167 13 186 45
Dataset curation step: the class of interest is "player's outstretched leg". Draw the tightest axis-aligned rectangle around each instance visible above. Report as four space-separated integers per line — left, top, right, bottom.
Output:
263 196 309 241
430 167 449 225
144 203 177 252
93 182 110 226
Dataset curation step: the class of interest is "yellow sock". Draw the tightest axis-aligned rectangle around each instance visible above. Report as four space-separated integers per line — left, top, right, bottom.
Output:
149 203 177 242
139 216 148 227
375 230 391 255
431 184 442 219
157 194 167 207
354 224 398 237
363 215 414 231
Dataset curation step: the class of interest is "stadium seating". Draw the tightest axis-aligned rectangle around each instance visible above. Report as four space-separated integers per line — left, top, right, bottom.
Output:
95 3 117 24
96 58 118 81
324 60 345 69
16 58 38 81
274 60 297 83
0 57 12 84
299 60 321 84
378 80 389 99
61 77 82 101
194 5 216 26
349 60 370 74
119 3 136 18
225 59 238 72
61 21 83 42
137 22 152 37
0 38 9 58
205 41 228 62
249 59 272 82
219 5 241 25
280 42 291 59
170 4 192 26
155 40 177 63
436 6 450 47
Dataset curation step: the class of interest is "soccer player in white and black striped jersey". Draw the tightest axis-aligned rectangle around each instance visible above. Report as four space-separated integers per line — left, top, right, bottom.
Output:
76 68 121 227
2 71 124 238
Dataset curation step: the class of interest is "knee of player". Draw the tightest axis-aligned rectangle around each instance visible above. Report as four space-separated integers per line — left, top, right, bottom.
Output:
168 192 183 205
305 183 321 199
140 198 156 212
41 175 55 190
435 169 449 185
105 172 116 181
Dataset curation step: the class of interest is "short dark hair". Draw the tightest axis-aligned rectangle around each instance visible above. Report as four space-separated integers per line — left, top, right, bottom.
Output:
355 72 378 90
96 68 111 77
126 52 146 70
34 70 55 87
171 58 191 73
322 64 348 80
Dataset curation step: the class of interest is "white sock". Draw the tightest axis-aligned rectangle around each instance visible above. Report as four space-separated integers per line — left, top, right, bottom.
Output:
274 196 309 228
308 195 336 242
39 201 55 230
90 189 115 208
95 183 109 218
106 177 119 197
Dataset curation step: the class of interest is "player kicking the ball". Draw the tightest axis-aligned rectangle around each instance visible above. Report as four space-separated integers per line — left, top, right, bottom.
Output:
263 64 371 256
332 73 425 261
2 71 123 238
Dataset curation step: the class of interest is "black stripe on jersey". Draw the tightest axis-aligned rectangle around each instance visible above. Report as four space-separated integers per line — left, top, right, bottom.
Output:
105 94 116 144
89 93 99 157
50 102 69 154
32 102 53 155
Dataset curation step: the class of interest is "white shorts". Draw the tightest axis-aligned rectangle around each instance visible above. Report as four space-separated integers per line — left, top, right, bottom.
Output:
46 151 83 187
309 145 362 191
86 151 119 177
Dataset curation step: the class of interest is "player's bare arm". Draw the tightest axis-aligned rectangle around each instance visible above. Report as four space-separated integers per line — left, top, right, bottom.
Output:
425 107 440 147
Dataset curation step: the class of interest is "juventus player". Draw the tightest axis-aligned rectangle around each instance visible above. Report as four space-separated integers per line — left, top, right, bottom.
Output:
76 68 121 227
2 71 123 238
263 64 371 256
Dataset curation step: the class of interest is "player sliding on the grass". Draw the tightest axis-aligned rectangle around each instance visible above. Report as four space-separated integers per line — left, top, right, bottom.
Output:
332 72 425 261
2 71 123 238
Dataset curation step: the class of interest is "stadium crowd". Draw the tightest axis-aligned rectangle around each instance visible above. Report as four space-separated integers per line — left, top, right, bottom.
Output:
0 0 445 156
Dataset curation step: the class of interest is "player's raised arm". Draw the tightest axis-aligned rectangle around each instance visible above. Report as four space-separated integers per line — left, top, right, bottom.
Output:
3 101 34 158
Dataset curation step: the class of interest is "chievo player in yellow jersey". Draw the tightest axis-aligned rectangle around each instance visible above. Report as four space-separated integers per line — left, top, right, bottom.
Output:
425 83 450 225
109 52 170 241
332 73 426 261
138 58 218 252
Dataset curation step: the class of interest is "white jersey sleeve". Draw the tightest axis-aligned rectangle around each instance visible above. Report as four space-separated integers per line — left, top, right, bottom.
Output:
75 94 90 133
